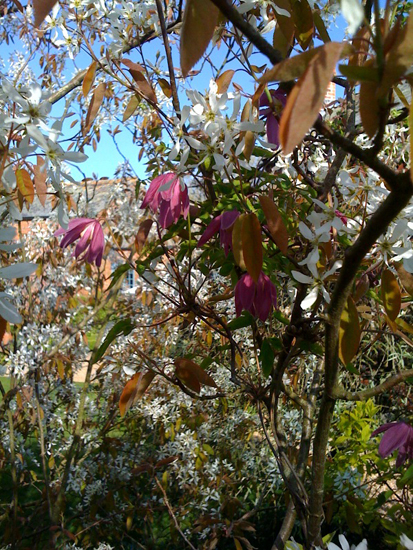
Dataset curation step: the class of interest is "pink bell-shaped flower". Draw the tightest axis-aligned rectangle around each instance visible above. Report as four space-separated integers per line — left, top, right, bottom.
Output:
141 172 190 228
197 210 240 256
55 218 105 267
235 271 277 322
371 421 413 467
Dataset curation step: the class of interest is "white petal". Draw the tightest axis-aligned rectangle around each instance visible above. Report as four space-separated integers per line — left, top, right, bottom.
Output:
291 271 313 284
299 222 314 241
400 534 413 550
339 534 350 550
301 288 319 309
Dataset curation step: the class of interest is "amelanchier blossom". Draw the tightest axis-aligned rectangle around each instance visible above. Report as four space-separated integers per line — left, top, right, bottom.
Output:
371 421 413 467
235 271 277 322
55 218 105 267
141 173 189 228
197 210 240 255
259 88 287 147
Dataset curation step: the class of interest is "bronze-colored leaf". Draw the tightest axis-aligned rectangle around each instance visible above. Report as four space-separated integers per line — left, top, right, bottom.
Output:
393 261 413 295
83 82 105 135
15 168 35 204
0 316 7 343
123 95 140 122
175 362 201 393
180 0 219 77
135 371 156 399
272 26 290 59
121 59 157 104
313 9 330 43
243 131 255 162
359 60 380 138
232 214 247 270
82 61 97 98
381 269 401 321
216 70 235 94
135 219 153 252
279 41 344 154
339 296 360 365
242 213 263 283
174 358 217 388
33 156 47 207
290 0 314 49
33 0 57 27
119 371 155 416
158 78 172 98
274 0 295 44
259 195 288 254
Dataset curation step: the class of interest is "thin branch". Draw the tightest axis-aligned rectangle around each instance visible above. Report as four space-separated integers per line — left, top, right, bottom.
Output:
333 369 413 401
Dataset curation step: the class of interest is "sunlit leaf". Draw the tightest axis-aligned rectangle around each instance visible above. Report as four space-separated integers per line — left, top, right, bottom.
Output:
243 131 255 162
83 82 105 135
242 213 263 283
313 9 330 43
216 70 235 94
121 59 157 103
33 0 57 27
279 42 344 154
82 61 98 98
232 214 247 271
174 358 217 389
15 168 35 204
339 296 360 365
290 0 314 49
136 219 153 252
359 60 380 138
381 269 401 321
33 156 47 207
158 78 172 98
123 95 140 122
259 195 288 254
394 261 413 295
180 0 219 78
119 371 155 416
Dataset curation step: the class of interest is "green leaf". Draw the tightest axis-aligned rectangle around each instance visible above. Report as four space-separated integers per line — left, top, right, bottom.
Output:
400 463 413 484
339 296 360 366
227 312 254 330
93 319 134 363
108 263 130 290
338 64 379 82
260 339 275 378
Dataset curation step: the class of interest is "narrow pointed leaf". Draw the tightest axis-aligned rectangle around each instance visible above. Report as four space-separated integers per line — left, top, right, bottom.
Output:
381 269 401 321
279 42 344 154
290 0 314 49
121 59 157 103
359 61 380 138
84 82 105 135
259 195 289 254
33 156 47 206
216 70 235 94
180 0 219 77
394 261 413 295
242 213 262 283
260 338 275 378
339 296 360 365
123 95 140 122
0 262 38 280
33 0 57 27
174 358 217 388
0 316 7 343
175 362 201 393
232 214 247 271
158 78 172 98
93 319 134 363
82 61 98 98
136 219 153 252
120 372 154 416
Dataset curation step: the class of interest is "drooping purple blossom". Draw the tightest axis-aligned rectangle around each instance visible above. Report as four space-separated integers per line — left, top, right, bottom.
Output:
197 210 240 255
371 421 413 467
235 271 277 322
141 172 190 228
55 218 105 267
259 88 287 148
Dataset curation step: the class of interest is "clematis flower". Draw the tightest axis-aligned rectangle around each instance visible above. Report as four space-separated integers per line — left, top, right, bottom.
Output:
235 271 277 322
259 88 287 147
141 173 190 228
371 421 413 467
197 210 240 255
55 218 105 267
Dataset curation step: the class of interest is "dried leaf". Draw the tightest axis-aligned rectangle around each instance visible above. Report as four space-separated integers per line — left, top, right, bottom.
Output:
339 296 360 365
381 269 401 321
82 61 97 98
123 95 140 122
33 156 47 207
84 82 105 135
135 219 153 252
242 213 263 283
259 195 288 254
216 70 235 94
279 42 344 155
180 0 219 77
15 168 35 204
175 358 217 389
33 0 57 27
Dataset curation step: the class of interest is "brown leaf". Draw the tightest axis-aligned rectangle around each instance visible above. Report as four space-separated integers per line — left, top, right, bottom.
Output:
260 46 323 86
242 213 263 283
123 95 140 122
359 60 380 138
0 316 7 343
393 261 413 295
232 214 247 271
180 0 219 78
259 195 288 254
135 219 153 252
272 26 291 59
15 168 35 204
243 131 255 162
174 358 217 388
339 296 360 365
273 0 294 47
381 269 401 321
119 371 155 416
158 78 172 98
33 156 47 207
83 82 105 135
121 59 157 104
175 362 201 393
279 42 344 155
82 61 97 98
33 0 57 27
216 70 235 94
290 0 314 49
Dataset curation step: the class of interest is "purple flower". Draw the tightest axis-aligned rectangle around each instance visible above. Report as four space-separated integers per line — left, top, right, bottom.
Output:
141 172 190 228
55 218 105 267
259 88 287 148
371 421 413 467
197 210 240 255
235 271 277 322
